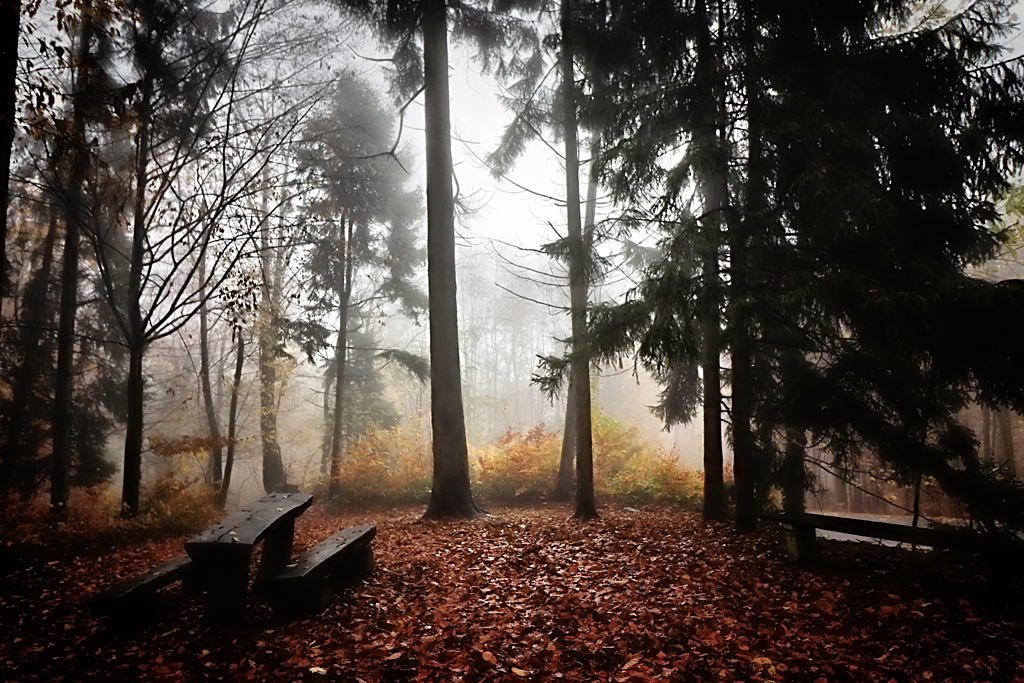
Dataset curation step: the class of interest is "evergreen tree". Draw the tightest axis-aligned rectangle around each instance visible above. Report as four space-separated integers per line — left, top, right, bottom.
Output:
294 75 424 500
572 0 1024 532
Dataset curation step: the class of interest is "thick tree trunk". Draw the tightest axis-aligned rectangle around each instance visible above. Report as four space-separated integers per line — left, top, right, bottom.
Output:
421 0 477 520
215 330 245 511
1 207 57 494
0 0 21 298
732 0 762 532
560 0 596 523
692 0 728 522
258 310 287 492
198 250 223 488
328 215 354 499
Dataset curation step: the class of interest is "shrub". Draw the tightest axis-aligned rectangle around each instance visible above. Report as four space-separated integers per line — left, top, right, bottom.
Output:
593 413 703 509
472 425 561 503
330 426 432 505
140 474 218 533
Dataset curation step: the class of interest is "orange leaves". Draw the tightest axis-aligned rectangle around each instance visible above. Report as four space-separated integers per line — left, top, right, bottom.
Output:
3 504 1024 682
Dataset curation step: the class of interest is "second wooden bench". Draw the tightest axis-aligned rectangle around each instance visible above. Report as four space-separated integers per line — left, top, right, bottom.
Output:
255 524 376 615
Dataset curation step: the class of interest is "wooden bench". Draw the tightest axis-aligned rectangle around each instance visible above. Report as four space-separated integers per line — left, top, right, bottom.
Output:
255 524 376 615
184 492 313 623
85 555 196 619
761 510 1024 564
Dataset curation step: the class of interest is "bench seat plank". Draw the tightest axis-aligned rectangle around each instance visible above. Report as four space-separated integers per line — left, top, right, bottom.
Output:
256 524 376 614
87 555 194 614
761 511 976 550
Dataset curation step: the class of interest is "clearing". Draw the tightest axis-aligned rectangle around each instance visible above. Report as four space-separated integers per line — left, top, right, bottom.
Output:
1 504 1022 682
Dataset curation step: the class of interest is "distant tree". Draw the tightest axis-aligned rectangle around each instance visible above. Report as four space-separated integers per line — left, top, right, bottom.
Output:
84 0 300 514
294 76 424 498
484 0 607 518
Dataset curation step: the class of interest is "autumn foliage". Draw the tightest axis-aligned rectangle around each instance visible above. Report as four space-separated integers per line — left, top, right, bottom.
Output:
2 504 1023 682
330 418 703 508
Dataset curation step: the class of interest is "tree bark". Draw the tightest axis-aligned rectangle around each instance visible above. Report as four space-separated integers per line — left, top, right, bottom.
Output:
694 0 728 523
559 0 597 523
198 248 223 488
732 0 761 532
120 67 155 518
253 170 289 493
552 373 577 501
0 0 21 298
421 0 477 519
328 214 354 499
553 135 598 503
981 406 992 462
215 330 245 511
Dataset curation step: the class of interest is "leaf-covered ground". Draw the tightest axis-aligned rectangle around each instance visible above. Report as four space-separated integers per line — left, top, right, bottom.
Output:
2 504 1022 682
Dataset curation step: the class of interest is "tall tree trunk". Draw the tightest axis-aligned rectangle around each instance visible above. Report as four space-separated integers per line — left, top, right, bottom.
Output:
328 214 354 499
120 69 155 518
1 206 57 494
0 0 21 298
50 18 93 519
198 249 223 488
695 0 727 522
215 330 245 511
732 0 761 532
257 179 288 493
559 0 596 523
553 135 598 503
258 278 287 492
421 0 477 519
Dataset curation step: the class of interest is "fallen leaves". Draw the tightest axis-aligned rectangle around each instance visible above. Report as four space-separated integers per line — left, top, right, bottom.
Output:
1 504 1023 682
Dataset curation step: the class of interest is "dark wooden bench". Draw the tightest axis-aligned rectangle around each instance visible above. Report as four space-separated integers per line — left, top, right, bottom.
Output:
184 492 313 623
85 555 196 619
761 510 1024 564
255 524 376 615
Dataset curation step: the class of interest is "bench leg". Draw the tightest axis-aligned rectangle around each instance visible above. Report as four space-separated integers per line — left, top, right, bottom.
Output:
204 555 251 624
784 523 819 564
258 519 295 579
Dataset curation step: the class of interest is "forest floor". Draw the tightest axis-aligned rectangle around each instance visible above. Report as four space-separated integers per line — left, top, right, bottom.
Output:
2 503 1023 683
